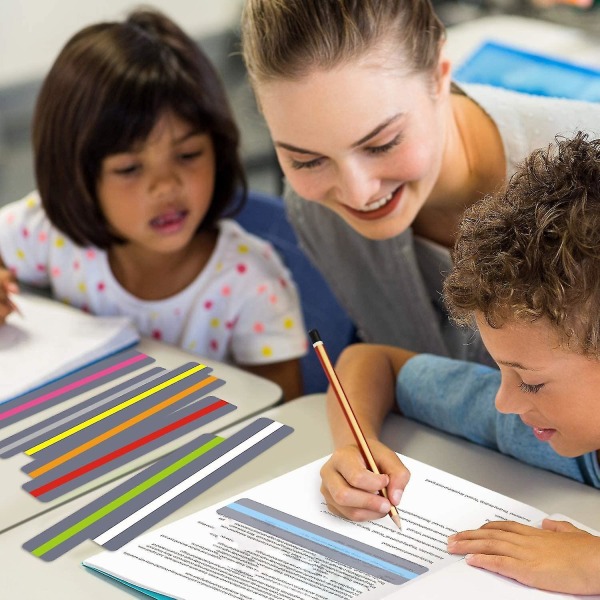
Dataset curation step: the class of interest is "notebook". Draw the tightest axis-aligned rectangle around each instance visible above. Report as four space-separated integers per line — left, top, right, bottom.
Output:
454 40 600 102
0 293 139 403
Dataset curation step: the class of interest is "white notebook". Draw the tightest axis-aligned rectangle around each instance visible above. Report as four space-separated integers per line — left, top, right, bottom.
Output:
0 293 139 403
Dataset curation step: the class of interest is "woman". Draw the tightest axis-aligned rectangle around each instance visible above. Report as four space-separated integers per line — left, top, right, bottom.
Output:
241 0 600 366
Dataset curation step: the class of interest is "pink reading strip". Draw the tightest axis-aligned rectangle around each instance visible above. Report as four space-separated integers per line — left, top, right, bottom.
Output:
0 354 148 422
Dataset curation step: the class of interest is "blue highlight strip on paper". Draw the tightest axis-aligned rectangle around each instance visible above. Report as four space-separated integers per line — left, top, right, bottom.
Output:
218 498 428 585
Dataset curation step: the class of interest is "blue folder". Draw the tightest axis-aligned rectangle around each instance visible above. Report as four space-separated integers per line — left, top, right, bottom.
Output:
454 40 600 102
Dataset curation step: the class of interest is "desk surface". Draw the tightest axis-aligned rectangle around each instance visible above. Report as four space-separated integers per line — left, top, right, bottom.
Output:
0 336 281 533
3 393 598 599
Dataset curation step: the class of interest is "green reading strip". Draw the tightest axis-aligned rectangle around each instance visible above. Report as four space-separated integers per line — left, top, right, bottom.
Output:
31 435 224 557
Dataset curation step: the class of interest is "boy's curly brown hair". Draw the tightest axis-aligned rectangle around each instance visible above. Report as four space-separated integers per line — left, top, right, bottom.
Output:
444 131 600 356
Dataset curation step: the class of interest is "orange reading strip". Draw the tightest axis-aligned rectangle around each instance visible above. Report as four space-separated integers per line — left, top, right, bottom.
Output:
28 376 218 478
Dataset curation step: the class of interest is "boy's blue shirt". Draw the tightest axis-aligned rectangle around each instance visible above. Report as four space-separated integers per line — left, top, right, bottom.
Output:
396 354 600 488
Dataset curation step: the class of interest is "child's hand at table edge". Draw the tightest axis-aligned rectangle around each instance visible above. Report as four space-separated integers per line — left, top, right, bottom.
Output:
0 267 20 324
320 440 410 522
447 518 600 595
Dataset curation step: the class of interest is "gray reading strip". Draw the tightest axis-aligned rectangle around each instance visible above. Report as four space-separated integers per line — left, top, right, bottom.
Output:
218 498 428 585
26 396 236 501
24 418 292 561
21 364 219 470
0 349 155 428
0 367 166 458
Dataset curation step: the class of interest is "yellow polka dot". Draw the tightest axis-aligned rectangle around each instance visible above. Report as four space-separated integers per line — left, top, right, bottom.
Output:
237 244 249 254
215 261 223 272
283 317 294 329
78 282 87 293
16 249 25 260
210 318 220 328
26 197 37 209
261 346 273 357
150 312 159 320
188 341 197 350
55 237 65 248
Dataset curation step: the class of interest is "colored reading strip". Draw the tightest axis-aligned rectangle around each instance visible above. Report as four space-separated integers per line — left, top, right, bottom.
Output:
27 375 218 478
219 498 426 585
24 418 293 560
28 398 234 501
0 349 153 425
0 368 166 458
25 364 208 456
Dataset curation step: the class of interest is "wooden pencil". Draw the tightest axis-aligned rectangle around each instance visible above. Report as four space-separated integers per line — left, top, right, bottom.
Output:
309 329 402 530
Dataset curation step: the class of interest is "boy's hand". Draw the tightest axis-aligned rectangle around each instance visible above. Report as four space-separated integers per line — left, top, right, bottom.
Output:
0 268 20 324
320 440 410 522
447 518 600 595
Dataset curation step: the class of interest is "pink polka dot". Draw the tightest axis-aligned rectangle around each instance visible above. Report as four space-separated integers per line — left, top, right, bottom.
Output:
253 322 265 333
38 231 47 243
174 307 182 317
221 285 231 297
36 263 46 273
152 329 162 340
204 300 213 310
51 267 61 277
210 339 219 351
86 249 96 260
279 277 288 288
22 227 29 238
81 304 90 313
269 294 278 304
225 319 237 330
236 263 247 274
257 284 268 294
6 213 15 224
73 260 80 270
97 281 106 292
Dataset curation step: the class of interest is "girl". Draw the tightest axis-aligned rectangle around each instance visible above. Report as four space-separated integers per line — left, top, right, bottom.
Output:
0 9 306 401
240 0 600 367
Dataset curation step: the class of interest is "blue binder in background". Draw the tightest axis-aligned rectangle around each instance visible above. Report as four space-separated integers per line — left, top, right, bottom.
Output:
454 40 600 102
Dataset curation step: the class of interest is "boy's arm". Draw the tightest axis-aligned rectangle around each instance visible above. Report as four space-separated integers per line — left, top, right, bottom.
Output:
448 518 600 595
320 343 415 521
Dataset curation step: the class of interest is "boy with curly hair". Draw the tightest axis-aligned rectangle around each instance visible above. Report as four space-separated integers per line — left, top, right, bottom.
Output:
319 132 600 595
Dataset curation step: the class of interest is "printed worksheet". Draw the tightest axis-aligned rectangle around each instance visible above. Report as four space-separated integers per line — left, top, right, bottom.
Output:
84 454 573 599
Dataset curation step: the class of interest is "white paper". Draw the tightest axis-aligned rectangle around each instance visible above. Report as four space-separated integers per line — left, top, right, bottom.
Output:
83 454 581 600
0 293 139 402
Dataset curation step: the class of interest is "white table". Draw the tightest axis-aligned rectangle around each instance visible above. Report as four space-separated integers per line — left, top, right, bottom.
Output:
0 337 281 532
3 393 598 598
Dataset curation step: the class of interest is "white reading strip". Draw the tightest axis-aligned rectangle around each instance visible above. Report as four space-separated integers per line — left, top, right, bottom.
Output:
94 421 284 545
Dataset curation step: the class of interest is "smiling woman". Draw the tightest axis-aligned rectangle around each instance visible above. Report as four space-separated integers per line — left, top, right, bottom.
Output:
241 0 600 364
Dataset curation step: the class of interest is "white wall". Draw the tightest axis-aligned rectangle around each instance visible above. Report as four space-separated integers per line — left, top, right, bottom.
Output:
0 0 245 87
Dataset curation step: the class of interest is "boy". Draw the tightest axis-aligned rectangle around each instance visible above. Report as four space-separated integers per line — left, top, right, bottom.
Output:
319 132 600 595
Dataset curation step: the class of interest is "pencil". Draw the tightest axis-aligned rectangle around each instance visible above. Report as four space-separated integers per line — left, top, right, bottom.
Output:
309 329 402 530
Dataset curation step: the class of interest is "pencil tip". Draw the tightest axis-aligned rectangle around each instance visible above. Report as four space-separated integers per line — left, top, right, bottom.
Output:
391 513 402 530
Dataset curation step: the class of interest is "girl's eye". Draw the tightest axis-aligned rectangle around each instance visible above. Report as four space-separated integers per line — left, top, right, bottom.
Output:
367 134 402 156
112 164 140 176
179 149 203 161
519 381 544 394
290 157 325 170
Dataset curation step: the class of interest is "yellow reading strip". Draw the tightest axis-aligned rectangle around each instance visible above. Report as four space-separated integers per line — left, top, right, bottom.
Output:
26 364 206 456
28 376 218 479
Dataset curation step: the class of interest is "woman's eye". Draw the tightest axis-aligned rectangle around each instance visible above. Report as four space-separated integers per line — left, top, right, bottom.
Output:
367 134 402 155
519 381 544 394
290 157 325 170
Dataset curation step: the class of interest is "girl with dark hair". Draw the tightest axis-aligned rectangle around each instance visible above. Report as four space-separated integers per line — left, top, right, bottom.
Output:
0 9 305 400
